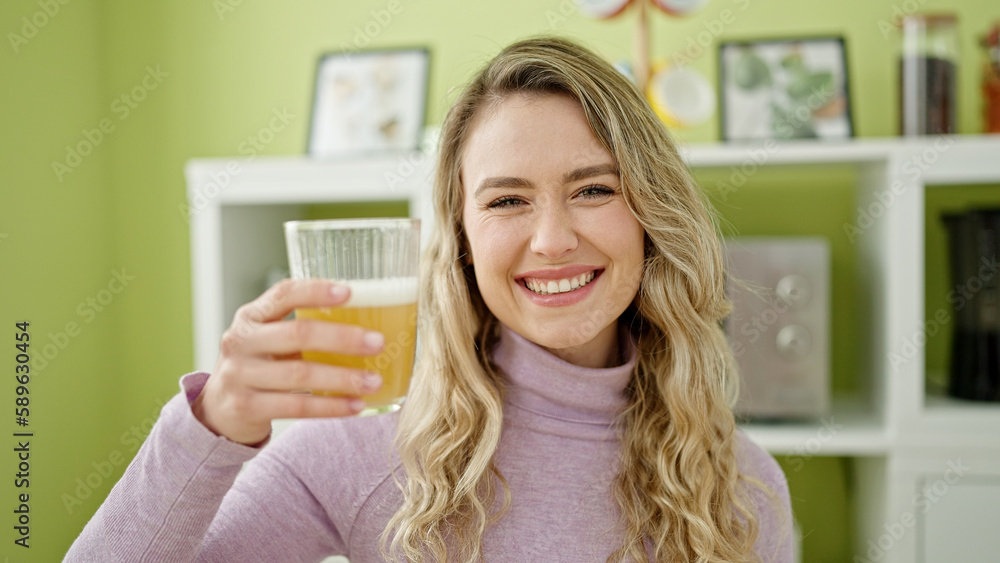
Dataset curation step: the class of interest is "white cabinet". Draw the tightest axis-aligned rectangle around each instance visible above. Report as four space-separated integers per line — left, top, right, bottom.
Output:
185 135 1000 562
869 448 1000 563
921 474 1000 562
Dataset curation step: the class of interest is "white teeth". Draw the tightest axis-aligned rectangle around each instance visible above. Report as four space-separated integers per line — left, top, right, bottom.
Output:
524 271 597 295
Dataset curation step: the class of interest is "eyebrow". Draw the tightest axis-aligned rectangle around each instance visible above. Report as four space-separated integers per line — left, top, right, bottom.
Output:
474 163 619 197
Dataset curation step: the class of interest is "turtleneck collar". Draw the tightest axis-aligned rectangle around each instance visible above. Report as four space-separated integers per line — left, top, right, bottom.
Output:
491 324 637 433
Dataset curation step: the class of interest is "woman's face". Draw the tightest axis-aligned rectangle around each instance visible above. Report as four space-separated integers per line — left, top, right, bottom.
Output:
461 93 645 368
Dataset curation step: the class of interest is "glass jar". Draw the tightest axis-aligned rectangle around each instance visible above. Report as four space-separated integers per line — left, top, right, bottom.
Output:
983 22 1000 133
899 14 959 136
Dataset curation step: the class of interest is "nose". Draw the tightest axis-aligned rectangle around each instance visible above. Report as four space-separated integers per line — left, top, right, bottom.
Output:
529 204 578 259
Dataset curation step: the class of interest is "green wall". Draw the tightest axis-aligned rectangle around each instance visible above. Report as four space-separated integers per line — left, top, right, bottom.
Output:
3 0 999 560
1 1 125 560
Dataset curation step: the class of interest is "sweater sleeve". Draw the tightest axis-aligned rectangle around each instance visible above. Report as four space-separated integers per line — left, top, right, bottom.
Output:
64 372 345 562
736 431 795 563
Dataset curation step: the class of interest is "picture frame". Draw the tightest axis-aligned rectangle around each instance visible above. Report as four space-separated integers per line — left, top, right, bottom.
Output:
307 47 430 158
718 37 853 142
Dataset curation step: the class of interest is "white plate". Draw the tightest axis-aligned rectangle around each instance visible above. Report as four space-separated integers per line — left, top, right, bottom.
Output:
651 0 710 16
575 0 632 19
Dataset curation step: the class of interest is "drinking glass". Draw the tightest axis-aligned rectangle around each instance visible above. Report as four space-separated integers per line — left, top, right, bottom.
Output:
284 218 420 414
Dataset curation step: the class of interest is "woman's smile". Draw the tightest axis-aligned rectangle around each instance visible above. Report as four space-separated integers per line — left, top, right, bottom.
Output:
516 267 603 307
523 271 594 295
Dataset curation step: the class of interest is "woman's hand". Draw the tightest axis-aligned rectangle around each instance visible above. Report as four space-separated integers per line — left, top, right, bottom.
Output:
191 279 384 445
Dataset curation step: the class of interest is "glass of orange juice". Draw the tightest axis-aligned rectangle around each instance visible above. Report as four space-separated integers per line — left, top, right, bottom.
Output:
284 218 420 414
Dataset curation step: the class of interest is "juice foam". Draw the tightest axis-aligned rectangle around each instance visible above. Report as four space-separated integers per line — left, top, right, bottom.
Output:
340 277 418 308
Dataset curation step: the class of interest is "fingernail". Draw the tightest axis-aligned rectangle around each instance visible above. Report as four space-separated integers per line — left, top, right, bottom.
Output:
349 398 366 412
330 284 349 299
364 372 382 390
363 331 384 351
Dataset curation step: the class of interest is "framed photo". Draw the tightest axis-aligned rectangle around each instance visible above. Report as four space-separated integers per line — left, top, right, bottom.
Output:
308 47 429 157
718 37 853 142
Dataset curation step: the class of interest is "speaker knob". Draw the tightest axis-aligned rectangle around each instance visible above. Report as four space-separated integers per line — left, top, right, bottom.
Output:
776 324 811 360
776 274 812 309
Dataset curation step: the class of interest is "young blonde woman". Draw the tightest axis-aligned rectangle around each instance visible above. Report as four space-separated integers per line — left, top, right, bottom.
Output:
68 37 792 562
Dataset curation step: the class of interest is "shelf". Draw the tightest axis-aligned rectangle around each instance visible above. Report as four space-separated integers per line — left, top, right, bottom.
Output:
185 153 434 205
681 137 892 168
904 395 1000 450
681 135 1000 185
739 396 888 456
917 135 1000 185
184 136 1000 206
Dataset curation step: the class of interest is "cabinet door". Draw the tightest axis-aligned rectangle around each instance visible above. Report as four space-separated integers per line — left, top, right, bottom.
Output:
920 475 1000 562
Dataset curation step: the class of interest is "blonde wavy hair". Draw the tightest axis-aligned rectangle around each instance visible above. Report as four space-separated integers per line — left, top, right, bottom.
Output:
383 36 772 562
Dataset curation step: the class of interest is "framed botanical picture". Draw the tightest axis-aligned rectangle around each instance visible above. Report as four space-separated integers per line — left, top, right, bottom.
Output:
307 47 430 157
718 37 853 142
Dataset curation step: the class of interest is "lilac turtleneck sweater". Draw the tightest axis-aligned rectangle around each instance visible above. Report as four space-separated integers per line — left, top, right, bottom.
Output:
66 326 792 562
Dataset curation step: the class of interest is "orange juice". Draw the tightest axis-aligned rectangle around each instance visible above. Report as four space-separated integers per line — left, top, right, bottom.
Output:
295 278 417 408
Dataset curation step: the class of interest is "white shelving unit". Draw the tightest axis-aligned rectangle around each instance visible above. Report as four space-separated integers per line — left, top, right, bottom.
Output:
185 135 1000 562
